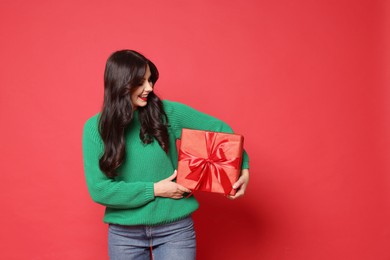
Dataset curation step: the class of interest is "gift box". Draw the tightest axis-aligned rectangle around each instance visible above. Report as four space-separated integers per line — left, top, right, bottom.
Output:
177 128 244 196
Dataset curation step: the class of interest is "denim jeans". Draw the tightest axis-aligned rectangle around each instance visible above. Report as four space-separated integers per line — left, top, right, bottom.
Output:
108 216 196 260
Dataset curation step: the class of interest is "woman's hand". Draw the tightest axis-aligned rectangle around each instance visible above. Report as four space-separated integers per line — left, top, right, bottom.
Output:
227 169 249 200
154 170 192 199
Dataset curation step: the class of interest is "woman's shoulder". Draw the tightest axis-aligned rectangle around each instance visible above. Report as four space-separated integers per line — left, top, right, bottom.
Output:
162 99 190 113
82 113 103 144
83 113 101 133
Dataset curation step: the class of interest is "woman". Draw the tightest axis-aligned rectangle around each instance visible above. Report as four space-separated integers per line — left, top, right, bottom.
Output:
82 50 250 260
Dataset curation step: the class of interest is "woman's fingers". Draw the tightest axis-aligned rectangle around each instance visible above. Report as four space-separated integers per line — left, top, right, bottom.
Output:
165 170 177 181
232 178 244 189
227 169 249 200
177 184 191 194
227 187 245 200
167 184 190 199
154 170 192 199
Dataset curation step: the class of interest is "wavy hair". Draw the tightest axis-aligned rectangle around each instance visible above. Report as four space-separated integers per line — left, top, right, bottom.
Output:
98 50 169 178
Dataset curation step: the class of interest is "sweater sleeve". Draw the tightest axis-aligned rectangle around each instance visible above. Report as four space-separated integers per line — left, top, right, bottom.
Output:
82 116 155 209
163 100 249 169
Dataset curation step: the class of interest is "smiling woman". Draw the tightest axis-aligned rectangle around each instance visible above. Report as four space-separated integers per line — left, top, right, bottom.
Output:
131 65 154 109
82 50 250 260
98 50 169 179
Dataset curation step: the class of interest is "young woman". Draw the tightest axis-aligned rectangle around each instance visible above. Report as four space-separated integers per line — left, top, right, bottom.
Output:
82 50 250 260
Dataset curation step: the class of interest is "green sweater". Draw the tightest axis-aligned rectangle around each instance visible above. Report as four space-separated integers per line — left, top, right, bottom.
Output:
82 100 249 226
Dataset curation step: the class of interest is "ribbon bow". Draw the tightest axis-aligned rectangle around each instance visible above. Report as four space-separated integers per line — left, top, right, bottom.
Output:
179 131 241 195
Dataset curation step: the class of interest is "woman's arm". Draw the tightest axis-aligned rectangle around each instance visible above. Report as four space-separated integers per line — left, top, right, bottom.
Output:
164 100 249 169
82 117 156 209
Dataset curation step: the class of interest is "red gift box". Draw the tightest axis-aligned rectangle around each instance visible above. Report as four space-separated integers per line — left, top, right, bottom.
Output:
177 128 244 196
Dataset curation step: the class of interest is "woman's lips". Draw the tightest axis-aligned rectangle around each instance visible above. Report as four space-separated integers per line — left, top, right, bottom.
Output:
139 96 147 101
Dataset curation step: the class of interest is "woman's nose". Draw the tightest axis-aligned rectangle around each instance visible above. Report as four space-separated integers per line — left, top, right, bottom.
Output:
145 81 153 91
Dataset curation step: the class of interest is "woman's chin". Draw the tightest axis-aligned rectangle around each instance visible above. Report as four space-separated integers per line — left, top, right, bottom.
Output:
135 101 147 108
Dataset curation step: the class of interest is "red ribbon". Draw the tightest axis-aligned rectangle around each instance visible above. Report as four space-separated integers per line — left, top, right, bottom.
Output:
179 131 241 195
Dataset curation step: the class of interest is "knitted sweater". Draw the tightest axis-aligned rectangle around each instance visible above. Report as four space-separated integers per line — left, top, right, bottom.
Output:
82 100 249 226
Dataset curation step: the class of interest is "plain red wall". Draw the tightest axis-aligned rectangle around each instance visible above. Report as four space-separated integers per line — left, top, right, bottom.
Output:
1 0 389 259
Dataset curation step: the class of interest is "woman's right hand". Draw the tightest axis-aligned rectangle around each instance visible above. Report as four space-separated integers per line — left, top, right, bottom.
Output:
154 170 192 199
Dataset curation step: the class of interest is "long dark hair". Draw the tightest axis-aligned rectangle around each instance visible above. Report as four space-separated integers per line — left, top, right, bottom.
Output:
99 50 169 178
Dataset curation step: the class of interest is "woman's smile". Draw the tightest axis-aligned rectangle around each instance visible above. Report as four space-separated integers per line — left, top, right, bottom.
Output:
139 95 148 102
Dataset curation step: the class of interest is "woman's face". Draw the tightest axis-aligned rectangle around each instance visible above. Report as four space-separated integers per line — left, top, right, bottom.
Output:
131 65 153 109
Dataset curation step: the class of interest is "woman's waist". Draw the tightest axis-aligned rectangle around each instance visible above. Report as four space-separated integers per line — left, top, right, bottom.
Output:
103 196 199 226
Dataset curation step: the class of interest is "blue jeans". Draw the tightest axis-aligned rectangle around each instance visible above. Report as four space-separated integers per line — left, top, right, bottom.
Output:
108 216 196 260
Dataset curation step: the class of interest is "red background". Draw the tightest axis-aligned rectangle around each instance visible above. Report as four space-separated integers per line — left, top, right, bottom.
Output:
1 0 389 259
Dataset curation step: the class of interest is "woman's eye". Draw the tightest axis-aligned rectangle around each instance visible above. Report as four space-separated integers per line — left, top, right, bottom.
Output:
140 79 148 85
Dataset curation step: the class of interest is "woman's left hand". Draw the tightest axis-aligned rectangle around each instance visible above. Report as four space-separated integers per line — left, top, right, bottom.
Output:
227 169 249 200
